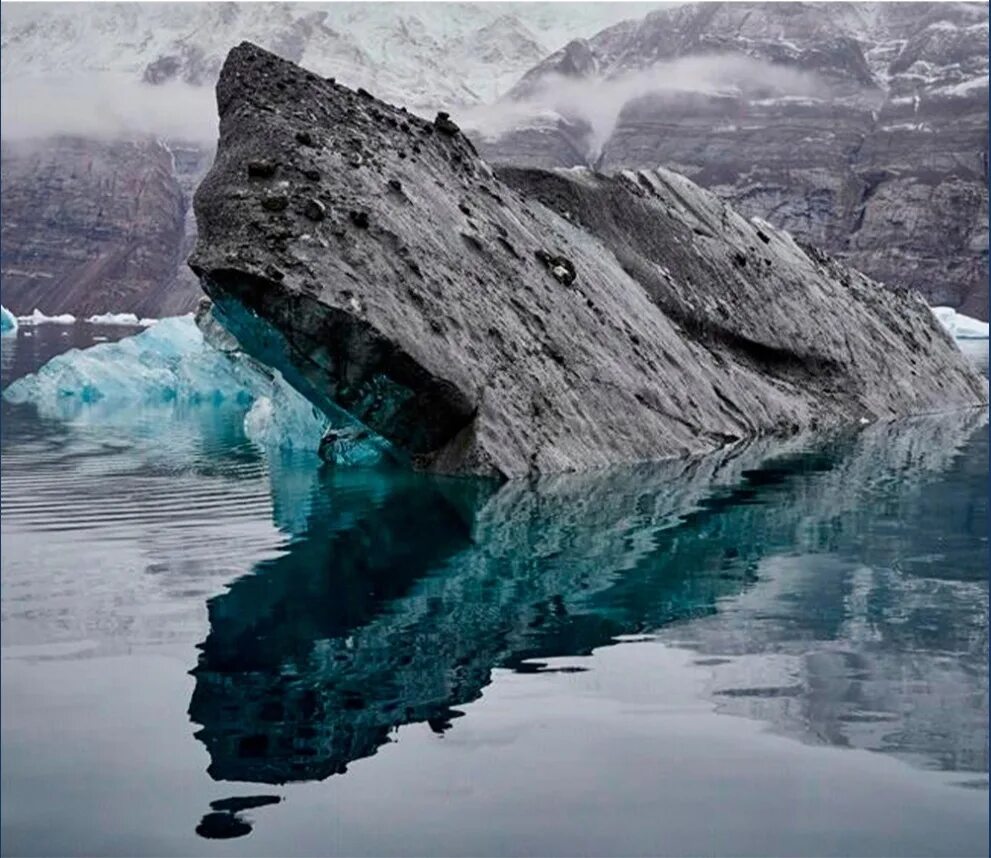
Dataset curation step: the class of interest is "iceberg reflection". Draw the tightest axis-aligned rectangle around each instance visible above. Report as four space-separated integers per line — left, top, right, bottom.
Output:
189 409 988 785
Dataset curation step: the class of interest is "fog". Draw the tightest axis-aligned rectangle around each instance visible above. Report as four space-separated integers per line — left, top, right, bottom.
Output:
1 74 219 143
1 52 825 155
462 53 827 160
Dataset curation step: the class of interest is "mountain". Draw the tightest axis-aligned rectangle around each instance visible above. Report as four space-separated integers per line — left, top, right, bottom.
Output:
0 2 663 115
0 137 203 317
475 2 990 319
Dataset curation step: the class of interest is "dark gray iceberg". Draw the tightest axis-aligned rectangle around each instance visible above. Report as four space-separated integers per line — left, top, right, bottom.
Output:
189 42 986 479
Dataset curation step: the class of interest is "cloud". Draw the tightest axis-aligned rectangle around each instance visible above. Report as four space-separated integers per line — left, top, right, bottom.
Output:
461 53 828 161
1 73 219 143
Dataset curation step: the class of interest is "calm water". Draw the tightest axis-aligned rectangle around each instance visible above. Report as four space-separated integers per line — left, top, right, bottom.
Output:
1 327 988 857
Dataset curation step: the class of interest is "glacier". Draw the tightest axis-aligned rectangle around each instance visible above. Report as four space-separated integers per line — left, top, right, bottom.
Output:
2 314 390 463
932 306 990 340
1 305 17 335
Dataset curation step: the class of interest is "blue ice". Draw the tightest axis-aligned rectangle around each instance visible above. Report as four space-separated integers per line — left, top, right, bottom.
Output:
1 305 18 335
3 314 387 462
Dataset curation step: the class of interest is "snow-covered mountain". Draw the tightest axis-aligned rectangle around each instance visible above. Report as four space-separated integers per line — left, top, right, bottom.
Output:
0 2 666 113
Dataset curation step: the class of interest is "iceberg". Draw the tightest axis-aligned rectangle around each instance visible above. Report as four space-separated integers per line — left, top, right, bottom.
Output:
85 312 158 326
17 309 77 325
932 306 989 340
3 314 390 463
3 315 254 405
1 305 18 335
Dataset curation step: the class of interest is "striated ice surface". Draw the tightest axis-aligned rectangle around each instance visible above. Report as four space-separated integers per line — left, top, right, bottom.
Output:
1 305 18 334
3 314 389 463
4 316 256 405
932 306 990 339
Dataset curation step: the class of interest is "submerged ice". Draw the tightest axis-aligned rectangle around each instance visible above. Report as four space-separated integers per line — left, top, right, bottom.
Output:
2 315 389 462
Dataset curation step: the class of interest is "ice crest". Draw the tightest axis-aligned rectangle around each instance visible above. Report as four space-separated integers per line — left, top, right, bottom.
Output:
85 312 158 326
4 316 253 405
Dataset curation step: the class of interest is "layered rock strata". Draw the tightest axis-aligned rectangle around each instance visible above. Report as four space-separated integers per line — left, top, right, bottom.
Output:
0 137 202 317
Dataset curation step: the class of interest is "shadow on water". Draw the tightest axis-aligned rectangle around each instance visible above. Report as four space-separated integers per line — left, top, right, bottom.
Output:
188 408 988 826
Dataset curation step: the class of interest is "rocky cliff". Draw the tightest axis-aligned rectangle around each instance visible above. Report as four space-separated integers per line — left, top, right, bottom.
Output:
476 2 990 319
189 43 985 478
0 137 203 317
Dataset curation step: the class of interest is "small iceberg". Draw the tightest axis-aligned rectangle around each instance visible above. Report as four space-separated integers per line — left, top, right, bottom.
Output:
1 305 18 335
3 315 255 405
932 306 989 340
17 309 76 325
85 312 158 327
3 314 389 463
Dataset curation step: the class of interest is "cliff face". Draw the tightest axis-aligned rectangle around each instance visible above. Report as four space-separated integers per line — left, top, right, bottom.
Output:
0 137 202 317
190 43 985 479
477 2 990 319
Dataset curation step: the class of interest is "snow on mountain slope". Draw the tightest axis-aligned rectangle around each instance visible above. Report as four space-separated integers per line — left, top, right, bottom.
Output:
0 2 668 114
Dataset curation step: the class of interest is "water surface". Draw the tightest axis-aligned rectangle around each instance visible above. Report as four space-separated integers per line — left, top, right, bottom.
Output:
2 326 988 857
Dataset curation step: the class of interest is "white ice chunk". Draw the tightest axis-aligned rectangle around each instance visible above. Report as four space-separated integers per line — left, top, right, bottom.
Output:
932 306 989 340
17 308 76 325
1 305 18 335
85 312 157 326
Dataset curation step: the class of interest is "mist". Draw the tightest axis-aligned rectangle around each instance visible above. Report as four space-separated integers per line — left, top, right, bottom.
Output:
1 73 219 143
1 53 826 157
462 53 828 161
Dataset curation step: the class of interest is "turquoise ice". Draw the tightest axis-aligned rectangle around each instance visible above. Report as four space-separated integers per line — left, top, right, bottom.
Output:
1 305 18 335
2 314 389 463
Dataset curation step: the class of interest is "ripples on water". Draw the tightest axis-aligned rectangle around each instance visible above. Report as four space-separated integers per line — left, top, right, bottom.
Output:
1 326 988 857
